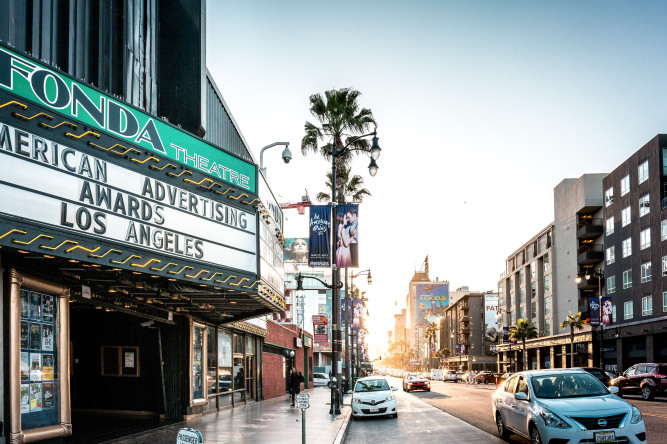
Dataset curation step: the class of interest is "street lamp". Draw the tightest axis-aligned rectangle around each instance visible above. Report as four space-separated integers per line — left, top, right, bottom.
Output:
575 268 605 370
295 272 343 418
328 130 381 416
346 269 372 391
259 142 292 178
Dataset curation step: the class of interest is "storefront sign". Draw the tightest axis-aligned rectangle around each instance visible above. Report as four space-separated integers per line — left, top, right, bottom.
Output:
176 428 203 444
0 123 257 273
0 45 255 192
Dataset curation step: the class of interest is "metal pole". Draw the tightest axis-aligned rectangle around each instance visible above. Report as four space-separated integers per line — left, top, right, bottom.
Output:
598 273 603 370
302 408 306 444
330 139 341 416
345 270 350 394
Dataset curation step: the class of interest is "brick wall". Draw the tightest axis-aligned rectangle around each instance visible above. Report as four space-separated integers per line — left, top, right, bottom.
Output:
262 320 313 400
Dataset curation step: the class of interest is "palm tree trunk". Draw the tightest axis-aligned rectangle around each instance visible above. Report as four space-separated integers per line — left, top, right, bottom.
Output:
334 135 346 204
570 329 575 368
523 339 527 371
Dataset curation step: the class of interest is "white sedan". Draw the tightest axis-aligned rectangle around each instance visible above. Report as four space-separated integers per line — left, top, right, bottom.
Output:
492 369 646 444
351 377 398 419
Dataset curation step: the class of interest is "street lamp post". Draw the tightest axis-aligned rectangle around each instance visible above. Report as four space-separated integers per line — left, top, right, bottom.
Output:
576 269 605 370
295 273 342 419
329 131 381 415
347 269 372 392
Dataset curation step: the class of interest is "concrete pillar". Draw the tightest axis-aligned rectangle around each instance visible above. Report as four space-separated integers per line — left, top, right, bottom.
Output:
561 345 567 368
550 346 555 369
646 334 654 362
536 348 542 370
616 337 623 374
588 341 594 368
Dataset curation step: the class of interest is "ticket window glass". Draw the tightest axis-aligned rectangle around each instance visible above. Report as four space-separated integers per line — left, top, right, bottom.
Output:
218 331 232 395
192 325 204 400
20 289 60 429
207 327 216 396
233 334 245 403
245 336 255 400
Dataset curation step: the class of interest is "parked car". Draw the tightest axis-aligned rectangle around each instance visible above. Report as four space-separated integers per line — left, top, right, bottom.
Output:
611 362 667 400
313 372 331 387
444 370 459 382
402 373 431 392
492 369 645 444
575 367 611 386
497 372 513 386
474 372 498 385
351 376 398 419
430 368 444 381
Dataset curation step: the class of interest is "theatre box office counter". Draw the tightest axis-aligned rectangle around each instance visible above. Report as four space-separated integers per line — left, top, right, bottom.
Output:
0 44 285 442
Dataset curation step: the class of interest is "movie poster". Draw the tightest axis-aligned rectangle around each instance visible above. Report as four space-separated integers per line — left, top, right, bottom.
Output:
284 238 309 264
334 204 359 268
21 352 29 382
415 282 450 325
42 354 54 380
30 323 41 350
42 294 54 322
308 205 331 267
29 292 41 320
30 353 42 381
590 296 601 326
20 289 30 318
21 384 30 413
43 382 55 409
30 383 42 412
21 321 29 349
601 296 613 326
42 324 54 351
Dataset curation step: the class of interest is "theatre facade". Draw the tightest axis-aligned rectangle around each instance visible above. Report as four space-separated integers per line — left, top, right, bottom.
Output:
0 35 285 443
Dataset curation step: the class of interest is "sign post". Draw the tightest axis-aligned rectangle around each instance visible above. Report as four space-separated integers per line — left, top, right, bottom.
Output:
296 393 310 444
176 428 203 444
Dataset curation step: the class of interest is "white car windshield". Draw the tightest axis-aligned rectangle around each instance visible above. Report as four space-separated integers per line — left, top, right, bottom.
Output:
531 373 609 399
355 379 390 392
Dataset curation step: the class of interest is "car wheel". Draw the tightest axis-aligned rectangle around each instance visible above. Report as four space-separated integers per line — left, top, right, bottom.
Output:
496 413 511 440
393 413 398 418
529 424 542 444
642 386 655 400
484 380 490 385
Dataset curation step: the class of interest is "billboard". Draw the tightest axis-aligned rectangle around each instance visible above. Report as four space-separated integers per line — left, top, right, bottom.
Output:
308 206 330 267
334 204 358 268
415 282 449 325
484 294 499 347
284 238 309 264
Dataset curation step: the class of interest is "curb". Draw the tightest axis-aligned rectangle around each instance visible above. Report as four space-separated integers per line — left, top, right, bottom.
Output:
333 406 352 444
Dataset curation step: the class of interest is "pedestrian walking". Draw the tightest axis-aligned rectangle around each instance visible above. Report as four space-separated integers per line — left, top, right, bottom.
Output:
290 367 304 407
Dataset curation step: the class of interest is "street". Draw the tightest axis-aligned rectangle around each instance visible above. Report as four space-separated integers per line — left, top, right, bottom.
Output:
345 377 667 444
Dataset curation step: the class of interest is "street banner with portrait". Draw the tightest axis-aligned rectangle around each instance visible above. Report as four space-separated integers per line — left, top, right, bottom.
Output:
334 204 359 268
415 282 449 325
601 296 612 326
589 296 601 326
455 343 466 355
312 315 328 344
284 238 309 264
308 206 331 267
502 326 510 343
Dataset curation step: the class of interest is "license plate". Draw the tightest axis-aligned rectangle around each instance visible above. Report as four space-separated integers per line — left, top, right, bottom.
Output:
369 407 379 412
595 431 616 443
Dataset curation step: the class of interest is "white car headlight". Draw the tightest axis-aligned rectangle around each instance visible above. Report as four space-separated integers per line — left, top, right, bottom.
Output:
385 394 394 401
352 396 360 404
631 406 643 424
539 407 571 428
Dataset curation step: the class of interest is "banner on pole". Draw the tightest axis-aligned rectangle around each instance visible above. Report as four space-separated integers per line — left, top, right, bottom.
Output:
334 204 359 268
308 206 331 267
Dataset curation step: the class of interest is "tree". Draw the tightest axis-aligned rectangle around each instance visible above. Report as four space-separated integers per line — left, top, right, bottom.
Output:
424 322 438 362
316 167 371 203
301 88 377 203
509 319 538 371
560 311 586 368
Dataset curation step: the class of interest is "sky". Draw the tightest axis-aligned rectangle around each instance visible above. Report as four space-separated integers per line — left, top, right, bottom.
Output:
206 0 667 356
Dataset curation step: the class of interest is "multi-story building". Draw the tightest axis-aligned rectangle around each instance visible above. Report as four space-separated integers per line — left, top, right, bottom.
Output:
602 134 667 372
497 174 606 371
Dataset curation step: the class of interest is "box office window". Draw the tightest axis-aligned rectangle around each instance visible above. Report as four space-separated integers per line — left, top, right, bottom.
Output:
217 330 233 393
101 346 140 377
20 289 60 430
193 325 204 399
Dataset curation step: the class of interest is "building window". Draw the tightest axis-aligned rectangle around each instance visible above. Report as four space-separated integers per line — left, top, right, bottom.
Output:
638 159 649 184
543 252 549 272
623 269 632 289
520 306 525 319
531 301 537 319
605 187 614 207
622 237 632 258
520 288 525 303
663 256 667 277
612 305 617 323
662 220 667 241
640 228 651 250
531 282 536 298
663 292 667 312
639 194 650 217
606 246 615 265
621 174 630 196
544 318 551 336
624 301 633 319
544 275 550 293
530 261 536 279
607 275 616 294
519 269 524 284
642 295 653 316
641 261 652 283
606 217 614 235
622 206 631 227
544 296 550 315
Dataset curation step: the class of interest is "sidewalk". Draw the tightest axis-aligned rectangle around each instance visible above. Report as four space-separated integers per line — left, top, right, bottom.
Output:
105 387 351 444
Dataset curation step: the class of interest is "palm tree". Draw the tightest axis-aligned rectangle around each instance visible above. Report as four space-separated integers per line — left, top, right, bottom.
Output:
509 319 538 371
424 322 438 368
301 88 377 203
316 168 372 203
560 311 586 368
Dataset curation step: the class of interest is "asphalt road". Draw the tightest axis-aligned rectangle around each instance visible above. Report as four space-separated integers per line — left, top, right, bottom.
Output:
385 376 667 444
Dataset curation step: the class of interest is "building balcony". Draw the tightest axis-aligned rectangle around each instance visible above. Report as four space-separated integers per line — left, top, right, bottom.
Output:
576 218 603 240
459 303 469 311
460 315 471 322
577 276 603 291
577 244 604 265
460 327 471 334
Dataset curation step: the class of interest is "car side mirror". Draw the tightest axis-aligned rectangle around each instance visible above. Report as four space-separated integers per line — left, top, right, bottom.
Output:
392 386 398 391
609 386 620 395
514 392 528 401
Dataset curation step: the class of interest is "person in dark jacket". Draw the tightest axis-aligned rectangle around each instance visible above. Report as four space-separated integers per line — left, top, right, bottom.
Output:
289 367 304 407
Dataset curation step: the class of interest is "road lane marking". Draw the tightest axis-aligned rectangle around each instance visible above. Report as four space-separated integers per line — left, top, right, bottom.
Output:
641 413 667 419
